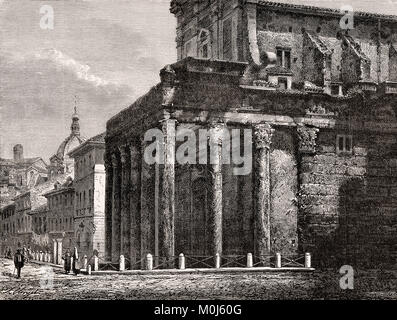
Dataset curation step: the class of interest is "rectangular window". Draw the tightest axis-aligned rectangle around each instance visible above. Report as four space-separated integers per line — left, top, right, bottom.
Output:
278 77 288 90
223 18 233 60
336 134 353 155
276 47 292 69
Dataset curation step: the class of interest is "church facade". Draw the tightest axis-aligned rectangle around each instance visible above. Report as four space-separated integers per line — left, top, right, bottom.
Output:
103 0 397 269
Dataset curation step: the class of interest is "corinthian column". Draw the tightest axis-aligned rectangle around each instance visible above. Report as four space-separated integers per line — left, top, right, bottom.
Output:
208 123 225 265
158 119 176 269
129 143 141 269
119 146 131 260
111 153 121 262
253 123 274 262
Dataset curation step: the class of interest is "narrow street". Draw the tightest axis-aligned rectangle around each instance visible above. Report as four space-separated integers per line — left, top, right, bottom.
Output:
1 258 396 300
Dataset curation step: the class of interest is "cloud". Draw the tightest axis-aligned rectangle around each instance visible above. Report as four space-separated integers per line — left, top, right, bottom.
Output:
34 48 113 87
0 52 134 159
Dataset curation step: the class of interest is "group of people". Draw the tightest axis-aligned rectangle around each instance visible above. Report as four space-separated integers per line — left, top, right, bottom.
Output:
4 246 82 279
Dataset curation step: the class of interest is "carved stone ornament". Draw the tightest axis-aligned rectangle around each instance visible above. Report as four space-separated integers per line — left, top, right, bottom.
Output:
253 123 274 149
297 125 319 154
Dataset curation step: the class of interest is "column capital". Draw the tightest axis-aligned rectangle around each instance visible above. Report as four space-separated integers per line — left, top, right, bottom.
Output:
253 123 274 149
297 125 319 154
111 153 119 168
118 145 129 164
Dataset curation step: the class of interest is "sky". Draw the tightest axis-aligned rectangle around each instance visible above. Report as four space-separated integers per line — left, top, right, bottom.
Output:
1 0 397 161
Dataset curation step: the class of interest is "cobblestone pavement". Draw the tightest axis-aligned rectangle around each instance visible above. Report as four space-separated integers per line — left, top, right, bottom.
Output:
1 258 396 300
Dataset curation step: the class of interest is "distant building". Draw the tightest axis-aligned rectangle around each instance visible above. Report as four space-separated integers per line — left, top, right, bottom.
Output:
0 173 72 256
0 203 16 256
68 132 106 259
43 178 75 264
48 107 86 178
0 144 48 204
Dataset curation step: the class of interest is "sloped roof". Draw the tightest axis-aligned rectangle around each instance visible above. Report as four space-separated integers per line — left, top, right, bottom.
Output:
68 132 105 158
304 31 332 55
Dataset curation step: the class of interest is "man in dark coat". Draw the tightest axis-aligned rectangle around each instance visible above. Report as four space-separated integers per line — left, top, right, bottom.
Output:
62 249 72 274
72 247 80 276
14 249 25 279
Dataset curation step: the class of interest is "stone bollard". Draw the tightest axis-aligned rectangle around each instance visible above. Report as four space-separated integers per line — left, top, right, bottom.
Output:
119 255 125 272
178 253 185 270
40 251 44 262
146 254 153 271
35 252 38 261
94 255 99 271
247 253 253 268
305 253 311 268
44 252 48 262
275 253 282 268
83 255 88 270
87 265 92 275
215 253 221 269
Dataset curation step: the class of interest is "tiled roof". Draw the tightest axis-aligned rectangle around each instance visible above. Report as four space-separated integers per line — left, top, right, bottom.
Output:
257 1 397 22
16 173 73 211
68 132 105 157
86 132 106 144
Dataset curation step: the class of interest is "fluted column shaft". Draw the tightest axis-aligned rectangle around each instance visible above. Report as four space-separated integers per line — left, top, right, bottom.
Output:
129 144 141 269
119 146 131 259
253 123 274 260
158 119 176 268
104 157 113 261
208 123 225 263
111 153 121 262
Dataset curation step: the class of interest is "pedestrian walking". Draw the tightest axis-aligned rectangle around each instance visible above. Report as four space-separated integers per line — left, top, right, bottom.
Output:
26 247 31 263
7 248 12 259
62 249 72 274
72 247 80 276
22 246 27 263
14 249 25 279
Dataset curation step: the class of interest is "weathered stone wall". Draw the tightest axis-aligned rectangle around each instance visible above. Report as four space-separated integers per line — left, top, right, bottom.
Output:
256 8 397 84
300 129 397 268
270 129 299 255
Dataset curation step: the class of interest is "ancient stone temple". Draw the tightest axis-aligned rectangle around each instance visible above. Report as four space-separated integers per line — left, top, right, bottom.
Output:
105 0 397 269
